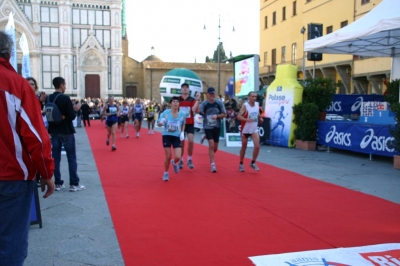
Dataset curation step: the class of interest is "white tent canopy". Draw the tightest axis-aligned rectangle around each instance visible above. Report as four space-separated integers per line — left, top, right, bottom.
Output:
304 0 400 57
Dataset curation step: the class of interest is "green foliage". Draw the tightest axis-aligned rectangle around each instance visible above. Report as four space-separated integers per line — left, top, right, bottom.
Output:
301 77 337 112
293 103 319 141
212 43 228 63
384 80 400 152
384 79 400 106
205 56 211 63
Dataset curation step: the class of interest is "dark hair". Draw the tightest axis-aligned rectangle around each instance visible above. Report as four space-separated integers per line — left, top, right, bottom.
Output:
169 96 180 103
52 77 65 89
26 77 38 91
181 83 189 88
0 31 13 59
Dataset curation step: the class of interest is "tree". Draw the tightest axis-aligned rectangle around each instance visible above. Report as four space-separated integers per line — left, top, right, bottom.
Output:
205 43 228 63
205 56 212 63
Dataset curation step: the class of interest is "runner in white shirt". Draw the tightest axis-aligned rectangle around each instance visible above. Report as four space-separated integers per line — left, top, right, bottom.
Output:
120 100 130 138
237 91 263 172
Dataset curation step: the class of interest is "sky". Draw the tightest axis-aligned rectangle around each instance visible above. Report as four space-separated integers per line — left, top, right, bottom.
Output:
125 0 260 63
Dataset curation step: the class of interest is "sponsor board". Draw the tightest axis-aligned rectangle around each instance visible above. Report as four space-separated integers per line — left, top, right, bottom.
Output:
326 95 384 115
249 243 400 266
225 133 254 147
317 121 399 157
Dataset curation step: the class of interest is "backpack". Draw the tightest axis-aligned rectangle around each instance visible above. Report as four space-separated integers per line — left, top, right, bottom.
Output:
45 93 63 125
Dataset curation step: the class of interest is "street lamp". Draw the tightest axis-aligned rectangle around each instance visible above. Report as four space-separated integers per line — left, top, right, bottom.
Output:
204 15 235 96
300 26 306 80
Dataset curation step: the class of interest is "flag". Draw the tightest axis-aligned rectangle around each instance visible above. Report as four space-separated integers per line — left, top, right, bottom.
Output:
19 33 31 78
4 12 18 71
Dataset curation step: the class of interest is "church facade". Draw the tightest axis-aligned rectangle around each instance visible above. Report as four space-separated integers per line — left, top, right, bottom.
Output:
0 0 123 98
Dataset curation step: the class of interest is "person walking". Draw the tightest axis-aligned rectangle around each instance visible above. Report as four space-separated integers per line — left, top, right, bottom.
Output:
132 98 145 138
199 87 227 173
120 100 130 138
237 91 263 172
47 77 85 192
80 100 91 127
157 97 186 181
0 31 55 266
146 102 156 134
178 83 201 169
101 96 119 151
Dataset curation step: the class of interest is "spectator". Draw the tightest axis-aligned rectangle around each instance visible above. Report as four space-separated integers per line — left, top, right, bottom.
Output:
0 30 55 266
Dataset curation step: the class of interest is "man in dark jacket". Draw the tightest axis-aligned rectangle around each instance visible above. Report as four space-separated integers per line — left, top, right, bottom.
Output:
0 31 54 266
80 100 91 127
48 77 85 192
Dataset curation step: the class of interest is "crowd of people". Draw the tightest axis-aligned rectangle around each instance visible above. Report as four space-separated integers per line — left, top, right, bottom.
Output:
0 30 263 266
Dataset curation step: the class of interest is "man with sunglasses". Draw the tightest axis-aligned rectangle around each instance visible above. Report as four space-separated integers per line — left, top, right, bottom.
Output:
237 91 263 172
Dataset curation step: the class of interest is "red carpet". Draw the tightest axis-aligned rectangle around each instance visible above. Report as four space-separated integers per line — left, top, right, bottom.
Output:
85 121 400 266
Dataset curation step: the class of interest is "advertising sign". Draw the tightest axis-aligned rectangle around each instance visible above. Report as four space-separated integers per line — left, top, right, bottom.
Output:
234 55 260 96
249 243 400 266
264 65 303 148
159 68 202 103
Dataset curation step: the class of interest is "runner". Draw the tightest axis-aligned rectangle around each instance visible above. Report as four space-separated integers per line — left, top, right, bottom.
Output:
146 102 155 134
120 100 130 138
101 96 119 151
132 98 145 138
199 87 227 173
157 96 186 181
237 91 263 171
178 83 201 169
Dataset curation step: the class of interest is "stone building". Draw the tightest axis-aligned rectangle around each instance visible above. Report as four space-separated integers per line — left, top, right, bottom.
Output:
0 0 123 98
122 39 234 103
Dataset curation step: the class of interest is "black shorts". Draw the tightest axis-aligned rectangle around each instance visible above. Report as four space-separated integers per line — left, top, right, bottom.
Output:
147 116 154 121
184 124 194 135
106 120 117 127
162 135 182 148
134 113 143 122
121 115 129 123
204 128 220 143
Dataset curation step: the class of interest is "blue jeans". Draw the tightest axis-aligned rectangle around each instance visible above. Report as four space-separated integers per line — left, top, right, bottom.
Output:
0 181 34 266
51 133 80 186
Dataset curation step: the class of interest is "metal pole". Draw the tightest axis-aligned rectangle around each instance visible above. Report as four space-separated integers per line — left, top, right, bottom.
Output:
313 61 316 79
217 15 221 96
218 44 221 96
302 35 305 79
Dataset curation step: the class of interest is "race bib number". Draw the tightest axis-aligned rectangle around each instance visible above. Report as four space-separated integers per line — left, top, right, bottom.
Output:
249 112 258 122
167 121 179 132
207 115 217 126
149 112 154 117
109 106 117 115
180 106 191 118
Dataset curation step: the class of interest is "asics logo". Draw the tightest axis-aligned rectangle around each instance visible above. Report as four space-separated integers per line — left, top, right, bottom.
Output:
360 129 395 152
351 96 363 112
325 126 351 146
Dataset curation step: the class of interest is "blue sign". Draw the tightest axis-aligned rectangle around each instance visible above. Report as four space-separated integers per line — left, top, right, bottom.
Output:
317 121 399 157
326 94 384 115
224 77 234 98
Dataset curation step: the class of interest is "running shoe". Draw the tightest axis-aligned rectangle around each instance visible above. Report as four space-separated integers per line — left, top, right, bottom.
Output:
171 160 180 173
112 145 117 151
211 164 217 173
187 160 194 169
178 160 184 169
106 139 109 146
69 184 86 192
239 163 245 172
200 134 206 144
136 132 139 138
126 135 129 138
148 131 151 134
162 173 169 181
250 162 260 171
55 184 65 191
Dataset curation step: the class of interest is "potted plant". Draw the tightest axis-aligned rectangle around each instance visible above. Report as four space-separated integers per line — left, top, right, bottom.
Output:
384 79 400 169
301 77 337 120
293 102 319 150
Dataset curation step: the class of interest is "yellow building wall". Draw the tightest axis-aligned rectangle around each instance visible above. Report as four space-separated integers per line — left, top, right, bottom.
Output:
354 57 392 75
259 0 354 72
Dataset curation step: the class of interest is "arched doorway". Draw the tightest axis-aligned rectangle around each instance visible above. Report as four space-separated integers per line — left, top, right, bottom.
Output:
85 74 100 98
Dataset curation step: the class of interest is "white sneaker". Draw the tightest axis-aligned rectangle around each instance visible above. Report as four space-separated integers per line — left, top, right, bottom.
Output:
55 184 65 191
136 132 139 138
69 184 86 192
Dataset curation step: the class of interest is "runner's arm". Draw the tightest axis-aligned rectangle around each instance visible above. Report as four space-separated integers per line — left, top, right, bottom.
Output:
236 105 248 121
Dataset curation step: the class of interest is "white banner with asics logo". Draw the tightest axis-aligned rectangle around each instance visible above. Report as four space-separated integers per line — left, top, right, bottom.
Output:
249 243 400 266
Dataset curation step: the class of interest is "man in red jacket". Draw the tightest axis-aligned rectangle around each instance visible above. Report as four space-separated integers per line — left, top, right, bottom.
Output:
0 31 55 266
